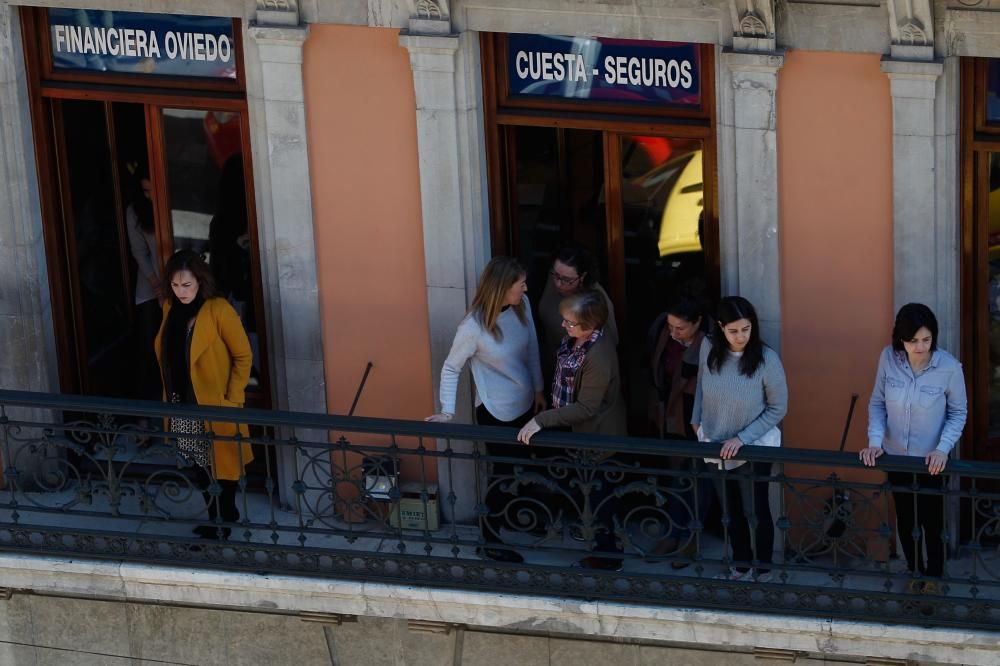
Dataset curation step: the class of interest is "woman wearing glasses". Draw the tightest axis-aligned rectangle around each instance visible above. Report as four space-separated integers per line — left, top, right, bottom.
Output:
517 289 627 569
538 243 618 385
426 256 546 563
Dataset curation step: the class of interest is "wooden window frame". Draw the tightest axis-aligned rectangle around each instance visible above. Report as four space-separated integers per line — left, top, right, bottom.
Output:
485 33 713 121
19 6 271 407
481 32 720 336
24 8 245 95
961 57 1000 462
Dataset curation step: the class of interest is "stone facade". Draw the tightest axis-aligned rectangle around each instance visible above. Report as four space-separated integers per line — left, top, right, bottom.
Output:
1 554 998 665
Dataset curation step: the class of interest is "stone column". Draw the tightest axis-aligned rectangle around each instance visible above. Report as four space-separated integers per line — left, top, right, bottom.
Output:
245 10 327 508
0 5 63 488
880 59 946 323
718 50 785 350
400 3 485 524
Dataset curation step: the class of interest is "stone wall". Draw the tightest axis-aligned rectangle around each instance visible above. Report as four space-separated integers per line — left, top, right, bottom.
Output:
0 592 918 665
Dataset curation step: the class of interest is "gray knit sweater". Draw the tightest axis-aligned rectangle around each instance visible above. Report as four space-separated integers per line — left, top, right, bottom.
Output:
691 341 788 444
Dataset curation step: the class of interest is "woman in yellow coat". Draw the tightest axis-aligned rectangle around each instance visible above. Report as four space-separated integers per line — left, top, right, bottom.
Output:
155 249 253 539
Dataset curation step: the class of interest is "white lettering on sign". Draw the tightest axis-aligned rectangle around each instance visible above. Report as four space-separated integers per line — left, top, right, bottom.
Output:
514 47 694 91
514 50 588 83
602 55 694 89
52 23 232 65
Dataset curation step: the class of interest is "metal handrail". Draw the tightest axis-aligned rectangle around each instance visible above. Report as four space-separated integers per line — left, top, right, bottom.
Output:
0 389 991 477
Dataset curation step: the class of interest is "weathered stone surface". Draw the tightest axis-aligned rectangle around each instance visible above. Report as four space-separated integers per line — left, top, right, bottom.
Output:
461 631 549 666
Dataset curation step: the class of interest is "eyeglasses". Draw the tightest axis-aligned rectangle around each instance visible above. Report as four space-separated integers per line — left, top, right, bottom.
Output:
550 270 581 286
562 318 581 329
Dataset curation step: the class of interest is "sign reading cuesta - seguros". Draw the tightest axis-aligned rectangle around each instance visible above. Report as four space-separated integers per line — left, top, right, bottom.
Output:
507 34 700 107
48 9 237 79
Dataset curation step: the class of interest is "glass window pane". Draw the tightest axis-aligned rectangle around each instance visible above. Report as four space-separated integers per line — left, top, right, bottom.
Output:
987 60 1000 124
987 152 1000 436
59 99 133 397
619 135 706 433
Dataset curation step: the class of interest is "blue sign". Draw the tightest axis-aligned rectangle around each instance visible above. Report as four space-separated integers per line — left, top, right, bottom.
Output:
507 34 700 107
49 9 237 79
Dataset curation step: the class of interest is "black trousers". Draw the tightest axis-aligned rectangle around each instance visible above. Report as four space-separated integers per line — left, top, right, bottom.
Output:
189 464 240 524
887 471 946 577
715 462 774 571
475 404 534 546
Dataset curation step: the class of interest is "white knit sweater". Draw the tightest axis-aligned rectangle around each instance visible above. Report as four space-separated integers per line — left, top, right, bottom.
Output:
438 296 544 422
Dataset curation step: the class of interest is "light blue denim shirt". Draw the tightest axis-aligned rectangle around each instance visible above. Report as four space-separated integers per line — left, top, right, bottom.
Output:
867 346 968 457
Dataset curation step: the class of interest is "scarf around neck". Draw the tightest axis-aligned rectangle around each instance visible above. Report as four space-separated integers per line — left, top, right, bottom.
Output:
162 294 205 403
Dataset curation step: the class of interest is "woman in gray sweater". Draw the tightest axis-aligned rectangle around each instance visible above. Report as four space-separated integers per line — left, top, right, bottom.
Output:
692 296 788 582
427 256 545 563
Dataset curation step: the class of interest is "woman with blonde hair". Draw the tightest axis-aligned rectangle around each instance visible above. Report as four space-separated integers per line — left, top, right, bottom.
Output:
427 256 545 562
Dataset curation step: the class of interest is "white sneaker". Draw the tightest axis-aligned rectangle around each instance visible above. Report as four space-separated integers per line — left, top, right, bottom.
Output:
714 567 754 581
754 570 773 583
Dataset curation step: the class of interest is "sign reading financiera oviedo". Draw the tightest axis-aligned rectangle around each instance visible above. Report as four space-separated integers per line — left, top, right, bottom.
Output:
48 9 237 79
507 34 700 107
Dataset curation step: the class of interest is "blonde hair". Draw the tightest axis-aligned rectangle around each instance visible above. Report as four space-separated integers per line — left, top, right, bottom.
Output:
468 256 527 341
560 289 609 331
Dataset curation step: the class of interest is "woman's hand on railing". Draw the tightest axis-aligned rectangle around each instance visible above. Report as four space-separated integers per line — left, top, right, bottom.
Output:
517 418 542 444
424 413 453 422
926 450 948 475
719 437 743 460
859 446 884 467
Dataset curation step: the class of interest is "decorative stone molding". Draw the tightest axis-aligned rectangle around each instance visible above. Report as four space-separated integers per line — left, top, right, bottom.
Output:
887 0 934 59
407 0 451 35
718 49 785 350
730 0 776 52
256 0 300 27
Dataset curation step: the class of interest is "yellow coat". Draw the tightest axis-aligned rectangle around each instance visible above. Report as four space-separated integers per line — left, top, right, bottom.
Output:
155 297 254 480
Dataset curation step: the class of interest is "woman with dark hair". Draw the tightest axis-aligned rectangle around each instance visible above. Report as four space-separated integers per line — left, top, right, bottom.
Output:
648 297 707 439
155 250 254 539
537 243 618 383
126 168 162 401
692 296 787 582
427 256 545 563
861 303 967 593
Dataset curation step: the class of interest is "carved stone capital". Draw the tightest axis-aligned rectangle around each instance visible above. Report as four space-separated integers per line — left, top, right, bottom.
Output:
729 0 776 53
256 0 299 27
887 0 934 60
406 0 452 36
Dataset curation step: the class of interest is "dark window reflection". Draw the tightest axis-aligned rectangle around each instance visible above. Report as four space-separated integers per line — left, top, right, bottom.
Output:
162 108 261 389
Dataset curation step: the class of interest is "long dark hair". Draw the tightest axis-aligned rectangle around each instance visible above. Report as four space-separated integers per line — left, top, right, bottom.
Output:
554 242 600 288
707 296 765 377
162 250 217 304
891 303 939 353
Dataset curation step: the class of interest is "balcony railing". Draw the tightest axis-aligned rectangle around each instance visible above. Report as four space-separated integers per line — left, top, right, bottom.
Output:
0 389 998 630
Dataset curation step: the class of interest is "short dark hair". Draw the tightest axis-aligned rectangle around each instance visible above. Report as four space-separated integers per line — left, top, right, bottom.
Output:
708 296 765 377
554 242 599 287
666 297 705 326
892 303 938 352
163 249 217 302
560 289 609 331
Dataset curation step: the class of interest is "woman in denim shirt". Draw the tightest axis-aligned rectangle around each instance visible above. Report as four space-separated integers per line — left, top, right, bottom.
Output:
860 303 967 589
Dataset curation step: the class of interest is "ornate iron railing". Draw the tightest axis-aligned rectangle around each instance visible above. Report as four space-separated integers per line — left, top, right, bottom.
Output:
1 389 999 630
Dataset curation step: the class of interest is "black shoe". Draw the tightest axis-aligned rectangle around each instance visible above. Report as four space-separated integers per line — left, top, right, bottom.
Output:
476 547 524 564
192 525 231 540
577 556 623 572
